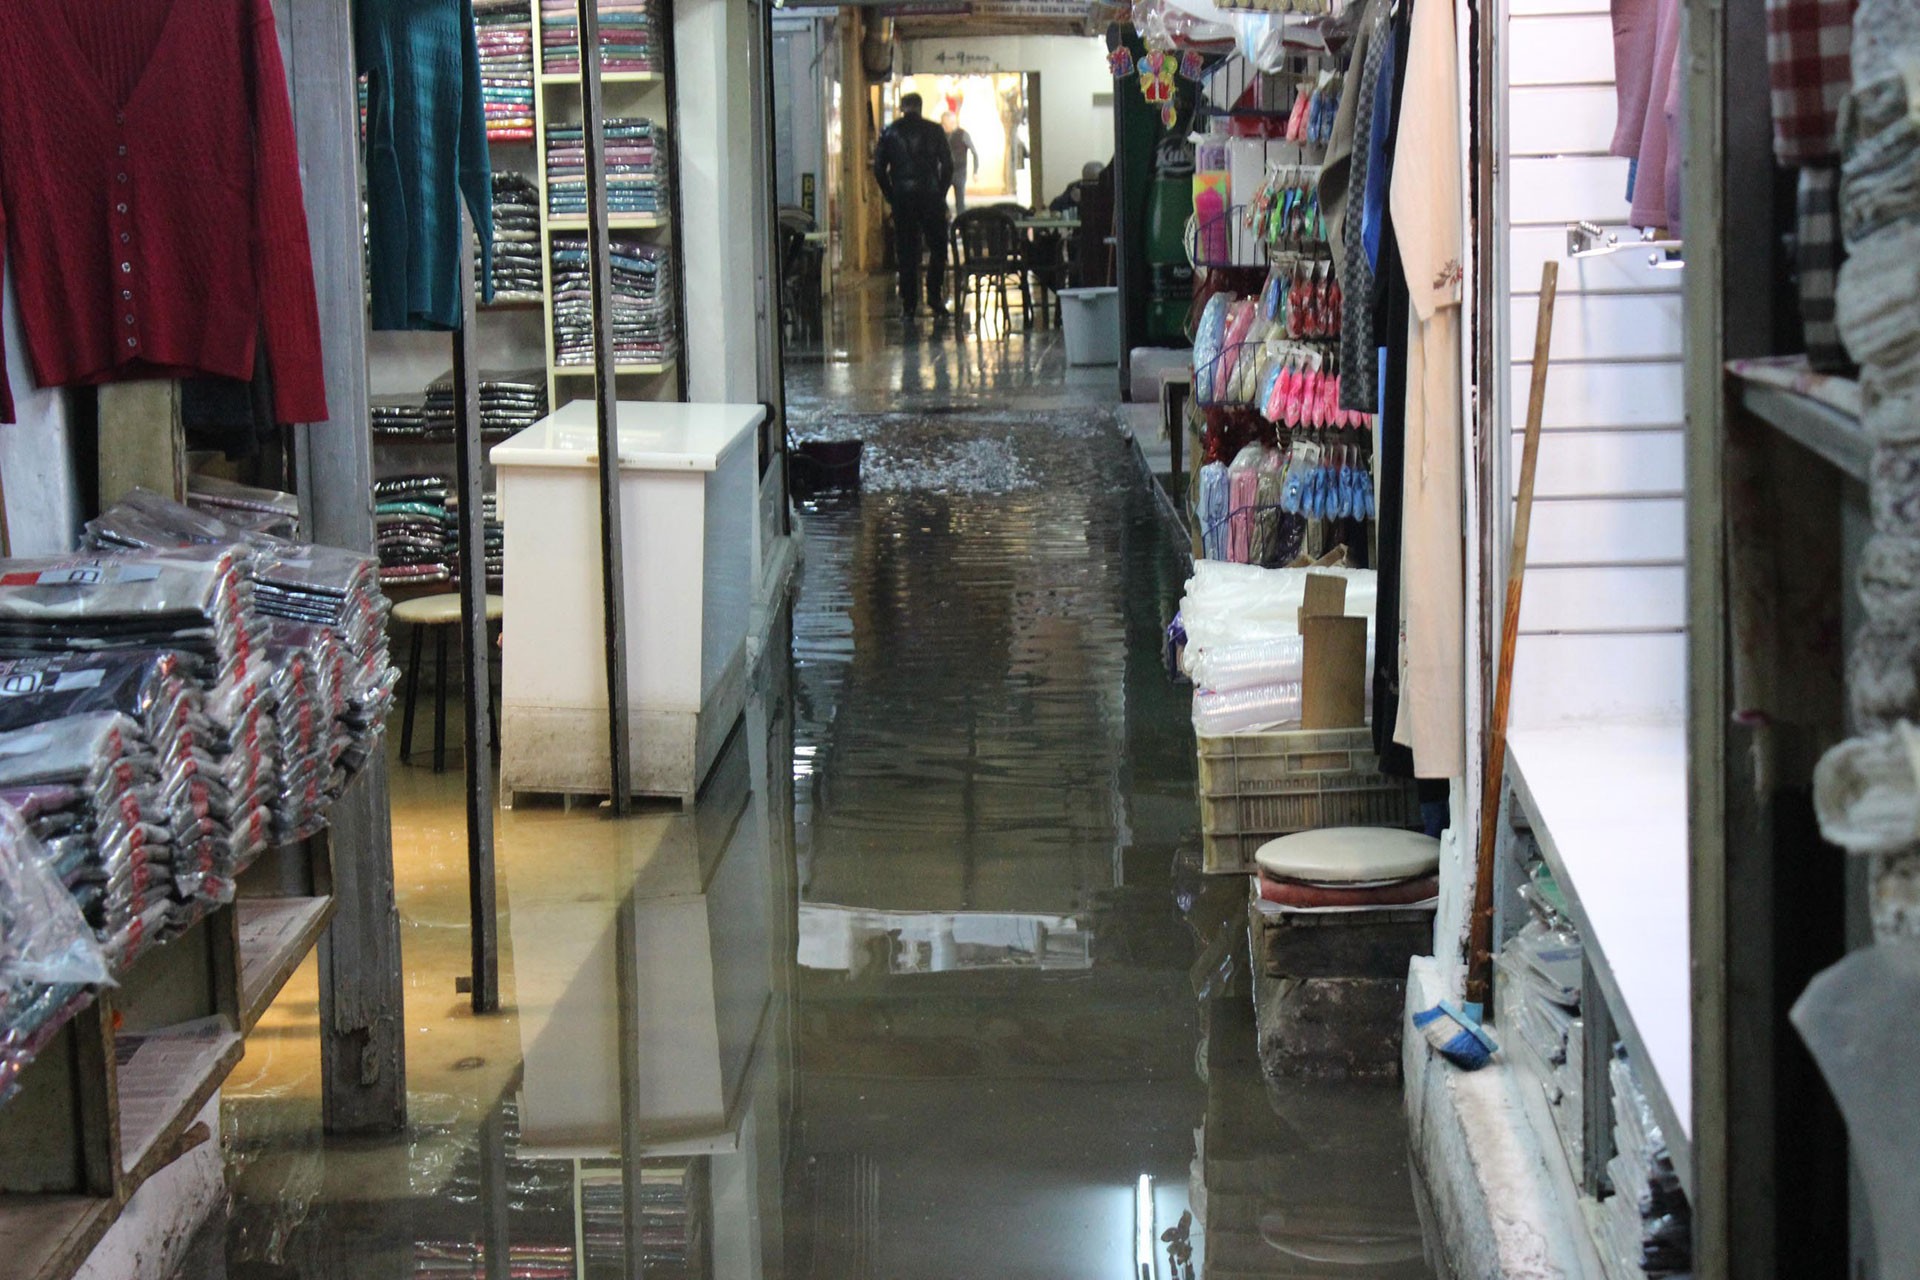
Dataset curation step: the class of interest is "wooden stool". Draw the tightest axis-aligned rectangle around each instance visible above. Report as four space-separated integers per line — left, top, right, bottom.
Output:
394 592 504 772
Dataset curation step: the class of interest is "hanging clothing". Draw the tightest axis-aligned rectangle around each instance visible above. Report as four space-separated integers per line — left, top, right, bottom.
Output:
1336 0 1394 416
1766 0 1855 166
359 0 494 332
1627 0 1683 229
1388 0 1467 782
1609 0 1662 159
0 0 328 425
1318 0 1380 267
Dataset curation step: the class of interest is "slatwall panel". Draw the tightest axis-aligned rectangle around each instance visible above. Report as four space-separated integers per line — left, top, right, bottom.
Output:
1504 0 1687 727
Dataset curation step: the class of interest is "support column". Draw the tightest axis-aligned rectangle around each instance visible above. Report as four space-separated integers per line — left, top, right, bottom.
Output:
282 0 409 1134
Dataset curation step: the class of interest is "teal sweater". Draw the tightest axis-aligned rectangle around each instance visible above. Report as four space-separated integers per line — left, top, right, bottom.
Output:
358 0 494 331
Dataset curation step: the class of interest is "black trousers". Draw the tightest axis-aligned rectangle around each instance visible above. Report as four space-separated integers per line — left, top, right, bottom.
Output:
891 195 949 313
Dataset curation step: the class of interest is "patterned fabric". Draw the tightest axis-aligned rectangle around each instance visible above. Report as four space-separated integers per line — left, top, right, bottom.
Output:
1797 164 1853 372
1767 0 1854 165
1338 0 1392 416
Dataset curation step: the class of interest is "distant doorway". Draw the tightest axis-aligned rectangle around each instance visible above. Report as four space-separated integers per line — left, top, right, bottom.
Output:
886 71 1034 212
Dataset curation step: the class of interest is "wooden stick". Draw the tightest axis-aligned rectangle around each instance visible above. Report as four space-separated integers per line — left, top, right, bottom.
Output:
1466 260 1559 1010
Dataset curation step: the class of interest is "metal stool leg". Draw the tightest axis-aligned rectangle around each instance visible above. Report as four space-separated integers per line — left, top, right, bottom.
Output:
401 623 425 763
433 625 449 774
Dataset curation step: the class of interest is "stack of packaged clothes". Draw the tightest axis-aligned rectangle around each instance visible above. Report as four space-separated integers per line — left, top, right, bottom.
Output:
371 393 432 441
83 492 397 825
544 118 667 220
489 173 544 300
474 0 534 142
423 367 549 440
375 477 455 587
539 0 661 76
186 476 301 540
0 547 278 916
0 796 110 1106
446 492 505 591
1250 828 1440 912
1495 863 1586 1172
550 235 676 368
1600 1051 1693 1280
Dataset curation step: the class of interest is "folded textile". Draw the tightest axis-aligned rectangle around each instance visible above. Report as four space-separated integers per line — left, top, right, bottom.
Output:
1255 871 1440 908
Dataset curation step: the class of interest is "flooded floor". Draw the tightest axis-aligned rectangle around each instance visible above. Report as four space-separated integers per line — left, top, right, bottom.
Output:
202 281 1432 1279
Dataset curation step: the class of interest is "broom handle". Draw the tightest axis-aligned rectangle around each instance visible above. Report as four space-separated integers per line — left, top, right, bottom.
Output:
1466 260 1559 1010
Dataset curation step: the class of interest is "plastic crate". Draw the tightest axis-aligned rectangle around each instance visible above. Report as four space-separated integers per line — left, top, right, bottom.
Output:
1198 728 1422 874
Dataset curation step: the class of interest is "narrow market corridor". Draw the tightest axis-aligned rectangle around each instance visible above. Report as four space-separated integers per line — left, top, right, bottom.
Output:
198 294 1433 1279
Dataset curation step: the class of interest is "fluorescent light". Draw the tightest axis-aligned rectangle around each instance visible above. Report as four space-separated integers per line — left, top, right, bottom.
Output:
1135 1173 1156 1279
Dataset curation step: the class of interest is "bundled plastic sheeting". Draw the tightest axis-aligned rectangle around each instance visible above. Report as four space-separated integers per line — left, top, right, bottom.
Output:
1177 562 1380 734
0 798 111 1106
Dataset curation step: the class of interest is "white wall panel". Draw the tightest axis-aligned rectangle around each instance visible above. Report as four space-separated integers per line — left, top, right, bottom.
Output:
1511 227 1682 293
1518 564 1687 633
1513 361 1684 429
1525 497 1686 565
1510 85 1620 156
1513 428 1685 498
1510 633 1688 726
1509 14 1618 85
1510 291 1684 360
1510 156 1638 224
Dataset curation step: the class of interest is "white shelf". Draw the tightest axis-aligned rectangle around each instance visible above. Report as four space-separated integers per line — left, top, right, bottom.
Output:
551 359 676 378
536 70 664 87
1506 723 1692 1191
545 213 668 232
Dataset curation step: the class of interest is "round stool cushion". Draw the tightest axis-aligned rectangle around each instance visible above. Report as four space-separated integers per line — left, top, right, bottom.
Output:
392 593 504 626
1253 827 1441 885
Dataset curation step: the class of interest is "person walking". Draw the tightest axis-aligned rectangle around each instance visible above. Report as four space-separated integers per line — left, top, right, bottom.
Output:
873 93 954 326
942 111 979 214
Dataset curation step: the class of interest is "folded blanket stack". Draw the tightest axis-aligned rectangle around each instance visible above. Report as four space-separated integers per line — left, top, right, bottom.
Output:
186 476 301 541
375 477 455 588
539 0 661 76
446 492 505 591
550 234 676 367
372 393 432 440
545 118 666 220
423 366 550 440
475 0 534 142
489 172 544 300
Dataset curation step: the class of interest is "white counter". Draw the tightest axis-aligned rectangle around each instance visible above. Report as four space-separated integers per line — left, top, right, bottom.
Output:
491 401 766 803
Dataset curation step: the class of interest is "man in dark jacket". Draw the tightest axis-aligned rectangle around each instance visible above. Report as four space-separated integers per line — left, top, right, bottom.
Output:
872 93 954 324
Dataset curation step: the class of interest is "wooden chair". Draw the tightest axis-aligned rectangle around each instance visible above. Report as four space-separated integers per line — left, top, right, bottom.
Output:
950 207 1029 333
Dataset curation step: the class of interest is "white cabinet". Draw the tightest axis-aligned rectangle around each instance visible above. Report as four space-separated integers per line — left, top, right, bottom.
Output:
491 400 764 803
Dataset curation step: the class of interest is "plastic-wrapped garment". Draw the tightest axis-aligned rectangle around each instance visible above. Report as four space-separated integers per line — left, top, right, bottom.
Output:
1504 918 1584 1007
186 476 302 540
1198 462 1231 562
1194 294 1230 404
1193 682 1303 734
1250 447 1289 565
1227 444 1263 563
0 797 112 1107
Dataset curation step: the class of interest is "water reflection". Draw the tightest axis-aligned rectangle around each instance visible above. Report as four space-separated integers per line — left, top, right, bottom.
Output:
211 305 1432 1280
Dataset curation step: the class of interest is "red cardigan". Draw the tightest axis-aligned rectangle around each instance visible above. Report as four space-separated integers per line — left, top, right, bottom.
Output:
0 0 328 425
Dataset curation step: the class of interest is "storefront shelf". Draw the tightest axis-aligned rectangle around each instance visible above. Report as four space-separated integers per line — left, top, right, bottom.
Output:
0 1196 113 1280
1506 722 1692 1198
238 897 337 1034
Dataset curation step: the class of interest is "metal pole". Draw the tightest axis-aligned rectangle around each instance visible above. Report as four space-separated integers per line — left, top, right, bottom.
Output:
578 0 635 814
454 208 500 1012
